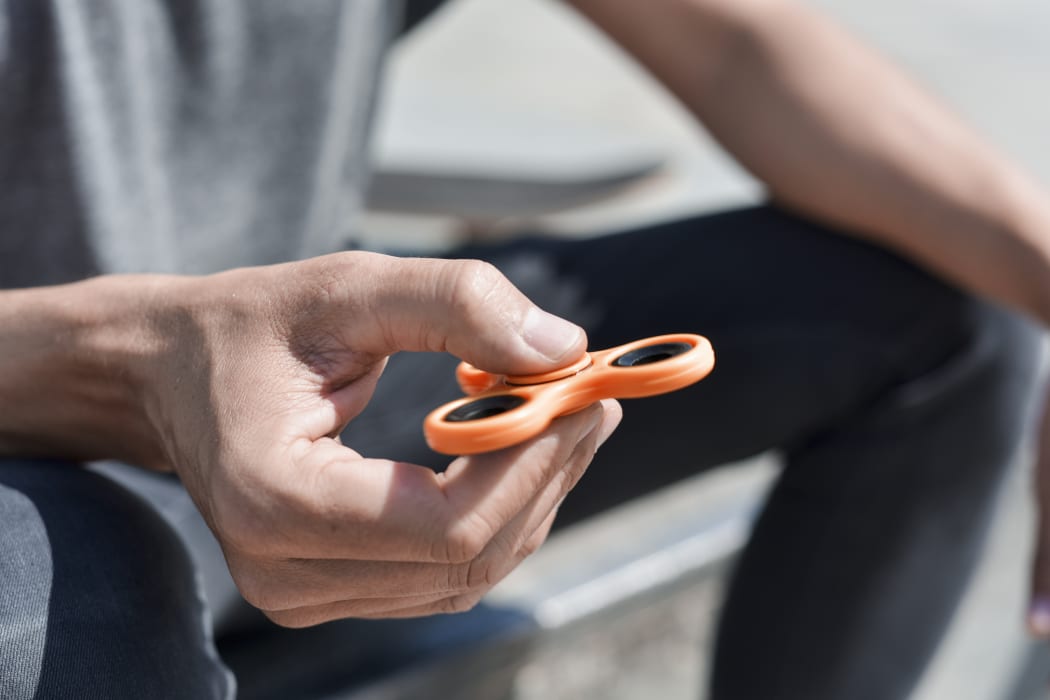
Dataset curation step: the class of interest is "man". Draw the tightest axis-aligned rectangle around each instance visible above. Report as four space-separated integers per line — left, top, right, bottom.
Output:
0 1 1047 698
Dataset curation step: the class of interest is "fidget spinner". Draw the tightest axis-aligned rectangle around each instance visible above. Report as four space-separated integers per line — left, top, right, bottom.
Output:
424 333 715 455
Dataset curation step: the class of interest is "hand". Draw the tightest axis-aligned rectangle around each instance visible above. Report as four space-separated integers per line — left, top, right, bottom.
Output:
142 252 621 626
1024 379 1050 638
1030 383 1050 636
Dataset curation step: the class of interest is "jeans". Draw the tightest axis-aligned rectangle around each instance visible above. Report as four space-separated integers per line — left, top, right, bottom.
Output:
0 206 1042 699
0 461 235 699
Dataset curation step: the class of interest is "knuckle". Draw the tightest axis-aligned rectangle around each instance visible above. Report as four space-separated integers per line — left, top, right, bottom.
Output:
447 260 505 313
541 469 579 519
518 532 546 559
444 562 472 593
263 609 314 629
298 251 363 309
463 555 497 591
566 449 593 492
233 569 287 611
442 513 496 564
444 526 487 564
440 592 484 615
557 431 599 494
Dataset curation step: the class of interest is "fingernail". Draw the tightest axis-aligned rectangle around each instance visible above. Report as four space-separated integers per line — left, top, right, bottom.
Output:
1028 597 1050 637
522 307 584 363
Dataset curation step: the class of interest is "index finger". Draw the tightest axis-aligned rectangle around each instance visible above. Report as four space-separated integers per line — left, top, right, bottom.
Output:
246 403 608 563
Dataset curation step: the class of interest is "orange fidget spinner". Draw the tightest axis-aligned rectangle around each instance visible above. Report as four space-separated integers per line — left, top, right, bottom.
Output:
423 333 715 455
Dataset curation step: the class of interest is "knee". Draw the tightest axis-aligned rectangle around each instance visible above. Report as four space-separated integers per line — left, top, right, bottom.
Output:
901 290 1041 417
968 302 1043 407
883 291 1043 493
0 460 233 699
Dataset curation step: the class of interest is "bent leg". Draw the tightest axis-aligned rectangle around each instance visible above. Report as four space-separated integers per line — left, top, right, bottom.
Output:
710 296 1040 699
462 207 1042 699
0 459 234 699
341 205 1040 698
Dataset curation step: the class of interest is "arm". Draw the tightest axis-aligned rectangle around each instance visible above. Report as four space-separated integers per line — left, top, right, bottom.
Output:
0 276 170 467
567 0 1050 324
568 0 1050 632
0 255 620 625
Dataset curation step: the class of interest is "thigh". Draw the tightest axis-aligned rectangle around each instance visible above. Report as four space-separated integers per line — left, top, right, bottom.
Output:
455 206 1011 521
0 459 234 699
286 207 1041 700
346 205 1035 514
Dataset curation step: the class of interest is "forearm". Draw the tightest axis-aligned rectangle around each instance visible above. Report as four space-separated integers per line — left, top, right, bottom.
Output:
0 276 170 467
571 0 1050 323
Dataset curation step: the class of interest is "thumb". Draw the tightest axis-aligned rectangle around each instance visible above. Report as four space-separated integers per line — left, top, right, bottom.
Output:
329 253 588 375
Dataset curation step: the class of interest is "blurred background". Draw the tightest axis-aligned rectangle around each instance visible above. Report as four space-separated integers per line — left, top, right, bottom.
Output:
355 0 1050 698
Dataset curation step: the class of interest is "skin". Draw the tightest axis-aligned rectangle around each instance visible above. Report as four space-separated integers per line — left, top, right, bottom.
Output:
0 255 621 626
2 0 1049 632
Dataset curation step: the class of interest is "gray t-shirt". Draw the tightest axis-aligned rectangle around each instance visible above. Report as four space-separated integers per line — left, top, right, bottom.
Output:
0 0 399 288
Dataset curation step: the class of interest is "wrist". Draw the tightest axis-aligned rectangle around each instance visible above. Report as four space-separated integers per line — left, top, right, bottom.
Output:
0 275 178 468
995 173 1050 326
